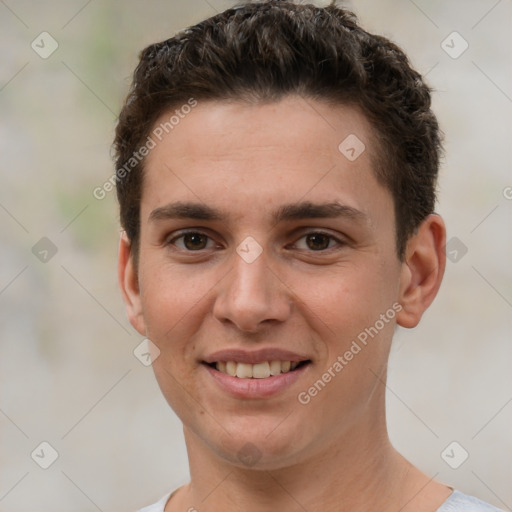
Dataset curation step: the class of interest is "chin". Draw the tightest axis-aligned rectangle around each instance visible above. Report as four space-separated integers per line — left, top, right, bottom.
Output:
208 418 312 471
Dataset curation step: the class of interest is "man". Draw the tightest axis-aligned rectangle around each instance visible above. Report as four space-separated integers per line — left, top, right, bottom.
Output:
114 1 503 511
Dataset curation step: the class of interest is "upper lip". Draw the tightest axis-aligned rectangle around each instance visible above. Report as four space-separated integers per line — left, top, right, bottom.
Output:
203 348 311 365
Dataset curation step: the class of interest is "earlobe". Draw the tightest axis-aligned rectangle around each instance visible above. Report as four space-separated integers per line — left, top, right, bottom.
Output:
118 231 146 336
396 214 446 329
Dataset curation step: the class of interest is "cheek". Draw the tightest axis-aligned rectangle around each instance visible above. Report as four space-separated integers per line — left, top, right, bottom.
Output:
141 264 215 417
292 261 401 407
138 261 217 370
134 246 217 416
295 264 399 421
294 260 398 338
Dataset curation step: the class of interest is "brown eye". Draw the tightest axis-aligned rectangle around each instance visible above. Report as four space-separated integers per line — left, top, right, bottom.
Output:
305 233 331 251
170 232 214 251
292 231 344 252
183 233 208 250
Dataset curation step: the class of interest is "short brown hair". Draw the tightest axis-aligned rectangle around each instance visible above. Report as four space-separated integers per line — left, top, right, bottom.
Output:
113 0 442 260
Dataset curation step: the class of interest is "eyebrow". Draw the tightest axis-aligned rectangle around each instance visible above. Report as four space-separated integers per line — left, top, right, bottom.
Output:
149 200 367 224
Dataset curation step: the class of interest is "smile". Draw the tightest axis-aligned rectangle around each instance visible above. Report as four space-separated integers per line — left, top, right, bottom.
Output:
203 359 312 399
209 360 310 379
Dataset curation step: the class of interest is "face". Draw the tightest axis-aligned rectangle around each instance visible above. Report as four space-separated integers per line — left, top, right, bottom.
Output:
119 96 441 470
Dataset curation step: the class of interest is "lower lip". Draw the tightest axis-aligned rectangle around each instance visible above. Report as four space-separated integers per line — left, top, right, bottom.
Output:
203 363 310 399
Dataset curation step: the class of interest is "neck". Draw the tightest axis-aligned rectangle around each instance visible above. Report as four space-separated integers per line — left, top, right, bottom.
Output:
171 407 450 512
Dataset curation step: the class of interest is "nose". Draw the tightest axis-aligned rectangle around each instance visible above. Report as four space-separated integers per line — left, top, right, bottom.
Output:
212 248 293 333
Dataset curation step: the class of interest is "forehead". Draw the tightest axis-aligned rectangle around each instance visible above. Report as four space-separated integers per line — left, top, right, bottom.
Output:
147 96 374 164
141 96 391 224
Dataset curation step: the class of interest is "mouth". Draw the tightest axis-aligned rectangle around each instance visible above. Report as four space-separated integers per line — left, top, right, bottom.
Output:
204 359 312 379
201 348 312 398
202 357 312 399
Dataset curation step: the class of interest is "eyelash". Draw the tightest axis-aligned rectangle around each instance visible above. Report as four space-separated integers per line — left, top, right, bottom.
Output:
166 229 346 253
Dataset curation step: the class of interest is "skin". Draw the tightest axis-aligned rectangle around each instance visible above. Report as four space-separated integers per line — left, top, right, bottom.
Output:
118 96 450 512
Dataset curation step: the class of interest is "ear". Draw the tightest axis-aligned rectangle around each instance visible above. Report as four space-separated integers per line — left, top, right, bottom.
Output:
118 231 146 336
396 214 446 329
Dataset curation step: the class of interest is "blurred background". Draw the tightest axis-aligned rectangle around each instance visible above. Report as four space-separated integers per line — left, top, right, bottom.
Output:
0 0 511 511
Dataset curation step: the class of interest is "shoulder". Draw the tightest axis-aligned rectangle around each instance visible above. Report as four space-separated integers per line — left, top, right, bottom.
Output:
437 490 505 512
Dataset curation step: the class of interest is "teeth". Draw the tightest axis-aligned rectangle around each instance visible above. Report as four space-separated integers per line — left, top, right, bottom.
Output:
214 360 304 378
236 363 253 378
226 361 237 377
252 362 270 379
269 360 281 375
